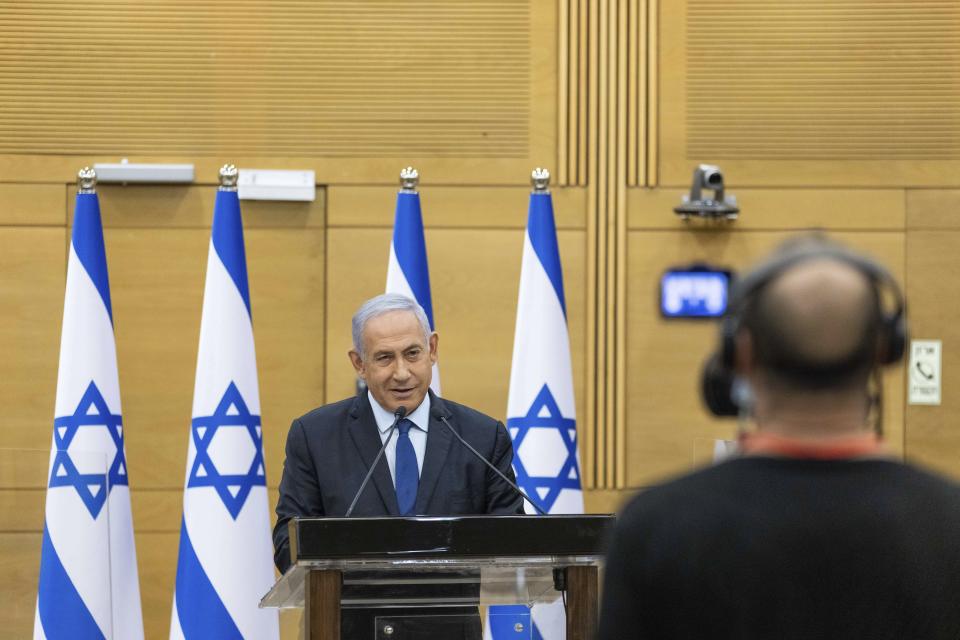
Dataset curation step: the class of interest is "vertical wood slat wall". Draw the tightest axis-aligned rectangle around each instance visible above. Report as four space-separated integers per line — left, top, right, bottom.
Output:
564 0 645 489
561 0 668 490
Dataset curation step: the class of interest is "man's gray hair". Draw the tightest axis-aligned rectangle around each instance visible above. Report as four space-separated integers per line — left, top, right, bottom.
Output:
352 293 433 358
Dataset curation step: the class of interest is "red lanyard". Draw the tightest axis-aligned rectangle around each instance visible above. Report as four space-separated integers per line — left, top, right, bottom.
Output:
739 431 885 460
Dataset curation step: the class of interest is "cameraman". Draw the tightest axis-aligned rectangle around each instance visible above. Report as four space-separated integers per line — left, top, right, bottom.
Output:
599 237 960 639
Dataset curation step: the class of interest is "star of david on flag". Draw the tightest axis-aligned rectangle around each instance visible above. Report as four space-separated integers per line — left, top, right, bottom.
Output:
508 384 580 514
36 179 144 639
49 381 128 519
171 174 278 640
187 382 266 519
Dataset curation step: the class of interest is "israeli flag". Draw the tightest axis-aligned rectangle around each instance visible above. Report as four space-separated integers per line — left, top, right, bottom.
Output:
487 176 584 640
170 180 279 639
386 172 440 393
35 180 144 639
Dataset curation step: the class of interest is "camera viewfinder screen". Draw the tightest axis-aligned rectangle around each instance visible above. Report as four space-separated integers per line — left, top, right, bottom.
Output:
660 270 730 318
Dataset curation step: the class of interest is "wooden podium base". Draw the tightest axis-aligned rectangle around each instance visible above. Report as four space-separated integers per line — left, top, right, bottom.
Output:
305 569 341 640
565 565 599 640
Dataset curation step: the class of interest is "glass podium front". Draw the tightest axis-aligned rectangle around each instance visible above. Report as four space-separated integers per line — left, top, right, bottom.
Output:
261 515 613 640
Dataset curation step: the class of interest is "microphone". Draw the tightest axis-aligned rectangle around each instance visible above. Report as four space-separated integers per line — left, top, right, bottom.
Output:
345 405 407 517
433 408 547 516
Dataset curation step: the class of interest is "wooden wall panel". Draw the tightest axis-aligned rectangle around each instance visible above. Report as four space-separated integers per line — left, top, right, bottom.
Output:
0 228 66 452
0 184 64 226
582 488 635 514
102 227 205 492
1 487 188 535
0 489 44 532
905 190 960 484
904 193 960 478
328 185 587 229
0 450 47 636
659 1 960 187
625 230 905 487
136 531 179 638
907 190 960 230
325 225 586 436
0 0 558 186
0 446 50 518
0 449 45 636
0 532 42 635
68 184 326 229
0 229 63 639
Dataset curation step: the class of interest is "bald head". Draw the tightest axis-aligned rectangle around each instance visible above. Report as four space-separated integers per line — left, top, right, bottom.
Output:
741 257 882 391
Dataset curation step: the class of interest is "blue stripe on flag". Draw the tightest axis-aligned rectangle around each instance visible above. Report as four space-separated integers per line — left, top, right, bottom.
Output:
72 193 114 324
37 525 106 640
211 190 252 317
392 191 436 328
526 193 566 317
174 517 243 638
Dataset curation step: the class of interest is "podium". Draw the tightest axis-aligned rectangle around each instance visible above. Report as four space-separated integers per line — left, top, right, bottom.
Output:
261 515 614 640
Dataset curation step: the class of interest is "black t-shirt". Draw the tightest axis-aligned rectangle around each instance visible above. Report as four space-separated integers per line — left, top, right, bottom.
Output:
599 457 960 639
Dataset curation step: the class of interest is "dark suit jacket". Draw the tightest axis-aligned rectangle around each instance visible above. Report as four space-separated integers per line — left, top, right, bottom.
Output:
273 390 524 572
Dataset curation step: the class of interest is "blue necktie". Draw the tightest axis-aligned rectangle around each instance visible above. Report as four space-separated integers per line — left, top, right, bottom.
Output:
395 418 419 515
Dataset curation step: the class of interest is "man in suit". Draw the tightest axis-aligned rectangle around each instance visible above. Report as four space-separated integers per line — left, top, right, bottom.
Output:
274 293 524 639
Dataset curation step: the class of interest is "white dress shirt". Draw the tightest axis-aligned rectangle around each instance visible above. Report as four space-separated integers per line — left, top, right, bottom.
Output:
368 391 429 487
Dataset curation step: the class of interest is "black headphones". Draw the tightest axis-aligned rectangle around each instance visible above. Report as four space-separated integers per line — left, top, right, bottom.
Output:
702 240 907 417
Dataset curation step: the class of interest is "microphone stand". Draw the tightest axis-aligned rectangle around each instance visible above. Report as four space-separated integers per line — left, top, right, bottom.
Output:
345 405 407 517
434 411 547 516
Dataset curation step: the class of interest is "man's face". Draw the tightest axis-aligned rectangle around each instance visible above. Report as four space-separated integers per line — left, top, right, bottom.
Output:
349 310 438 414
